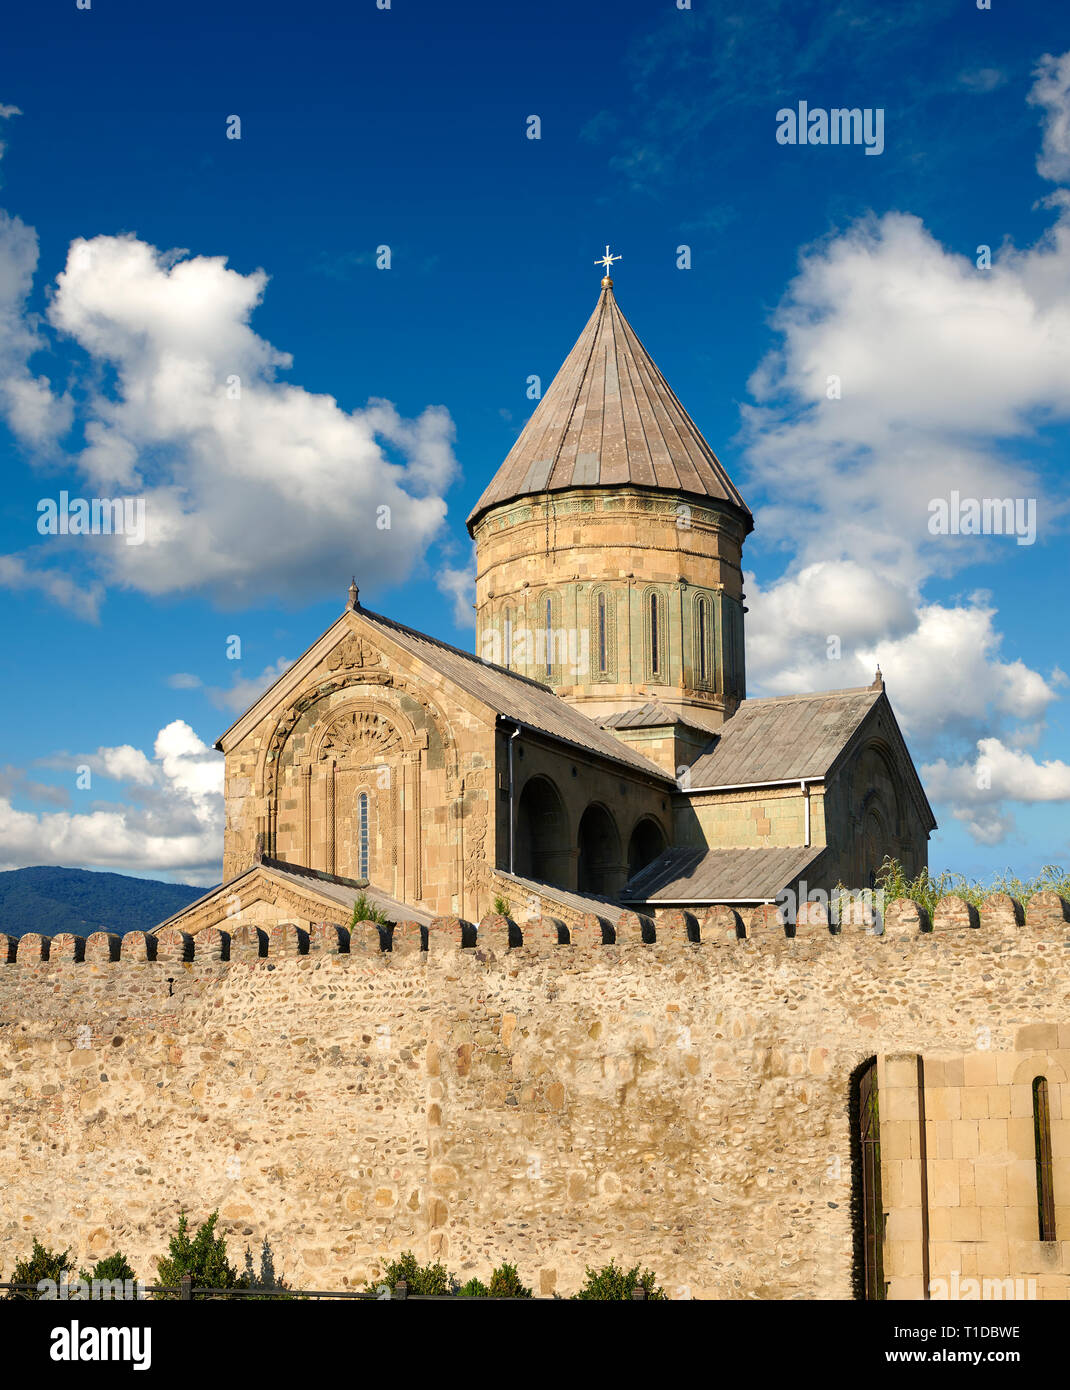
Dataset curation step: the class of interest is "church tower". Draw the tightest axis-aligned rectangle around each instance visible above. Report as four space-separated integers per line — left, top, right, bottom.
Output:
468 269 753 726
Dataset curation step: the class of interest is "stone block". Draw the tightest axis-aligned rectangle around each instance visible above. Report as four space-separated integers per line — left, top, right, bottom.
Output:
933 895 979 931
350 921 386 954
16 932 49 962
269 922 308 957
308 922 350 954
388 920 425 955
85 931 121 963
230 924 268 958
520 915 566 947
703 904 744 940
615 909 656 943
981 893 1024 933
50 933 84 962
477 912 519 951
654 908 699 942
1015 1023 1060 1052
155 928 192 963
1026 891 1070 929
572 912 613 946
882 898 928 935
120 931 155 962
195 927 229 962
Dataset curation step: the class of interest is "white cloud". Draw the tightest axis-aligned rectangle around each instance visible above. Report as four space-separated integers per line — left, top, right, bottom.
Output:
921 738 1070 845
0 211 72 446
33 234 457 608
435 560 476 628
0 554 102 621
739 55 1070 846
164 658 295 713
0 720 223 881
1030 51 1070 184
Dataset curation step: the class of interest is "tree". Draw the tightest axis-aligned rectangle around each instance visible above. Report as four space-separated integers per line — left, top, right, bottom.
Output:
78 1251 138 1297
155 1211 244 1299
487 1262 532 1298
572 1260 666 1300
5 1239 75 1299
367 1250 451 1296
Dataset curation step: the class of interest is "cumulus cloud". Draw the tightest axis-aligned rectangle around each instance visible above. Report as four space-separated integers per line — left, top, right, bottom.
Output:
435 559 476 628
0 231 458 610
0 554 102 621
1030 50 1070 184
0 211 72 447
1 720 224 882
739 54 1070 844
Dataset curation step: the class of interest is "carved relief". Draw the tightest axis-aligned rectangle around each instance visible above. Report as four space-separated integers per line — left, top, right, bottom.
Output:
319 710 403 765
326 634 380 671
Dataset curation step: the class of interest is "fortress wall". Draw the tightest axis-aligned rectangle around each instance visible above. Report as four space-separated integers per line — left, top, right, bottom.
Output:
0 895 1068 1299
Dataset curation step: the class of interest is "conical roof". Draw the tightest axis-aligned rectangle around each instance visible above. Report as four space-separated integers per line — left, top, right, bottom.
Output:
467 281 751 533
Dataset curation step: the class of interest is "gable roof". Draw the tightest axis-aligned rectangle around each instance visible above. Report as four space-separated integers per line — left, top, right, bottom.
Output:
601 700 723 734
151 858 433 934
622 844 826 905
354 607 671 780
684 686 884 787
466 282 752 531
215 602 671 782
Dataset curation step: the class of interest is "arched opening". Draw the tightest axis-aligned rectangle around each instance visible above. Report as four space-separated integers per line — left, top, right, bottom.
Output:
515 776 570 887
850 1056 886 1300
577 803 623 897
627 817 667 878
1033 1076 1056 1241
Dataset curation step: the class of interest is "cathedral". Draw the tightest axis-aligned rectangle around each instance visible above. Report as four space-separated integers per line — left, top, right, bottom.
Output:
155 270 935 940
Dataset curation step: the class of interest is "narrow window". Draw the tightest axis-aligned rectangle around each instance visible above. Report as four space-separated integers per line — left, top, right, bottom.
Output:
358 792 370 880
1033 1076 1056 1241
855 1058 885 1299
597 592 607 673
698 597 708 683
649 592 660 675
545 597 552 678
504 609 512 670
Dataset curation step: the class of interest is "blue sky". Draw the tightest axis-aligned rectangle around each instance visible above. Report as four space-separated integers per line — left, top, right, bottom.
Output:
1 0 1068 885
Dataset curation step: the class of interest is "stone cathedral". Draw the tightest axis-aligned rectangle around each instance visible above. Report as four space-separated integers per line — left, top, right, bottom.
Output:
156 272 934 941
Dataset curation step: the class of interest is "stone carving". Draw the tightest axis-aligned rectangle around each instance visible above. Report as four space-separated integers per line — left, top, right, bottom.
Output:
326 634 380 671
319 710 402 765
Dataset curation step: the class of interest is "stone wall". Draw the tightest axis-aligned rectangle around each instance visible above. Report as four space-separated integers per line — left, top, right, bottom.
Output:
0 893 1067 1299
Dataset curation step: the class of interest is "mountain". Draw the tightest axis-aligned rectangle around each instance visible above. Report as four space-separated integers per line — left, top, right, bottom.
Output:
0 866 209 938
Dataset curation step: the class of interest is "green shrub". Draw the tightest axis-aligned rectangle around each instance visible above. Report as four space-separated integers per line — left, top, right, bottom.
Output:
77 1251 138 1295
349 892 390 928
155 1211 245 1299
492 894 511 918
456 1276 490 1298
5 1239 75 1299
366 1249 451 1296
487 1261 532 1298
571 1260 666 1301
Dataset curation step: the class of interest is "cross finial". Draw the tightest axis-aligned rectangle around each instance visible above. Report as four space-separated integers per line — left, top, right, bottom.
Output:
346 576 359 611
595 244 621 285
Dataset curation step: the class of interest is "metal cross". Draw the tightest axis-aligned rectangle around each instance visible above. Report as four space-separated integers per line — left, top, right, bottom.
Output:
595 245 621 277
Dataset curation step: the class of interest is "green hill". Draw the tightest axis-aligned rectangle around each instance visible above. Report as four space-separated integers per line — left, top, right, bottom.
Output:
0 866 208 938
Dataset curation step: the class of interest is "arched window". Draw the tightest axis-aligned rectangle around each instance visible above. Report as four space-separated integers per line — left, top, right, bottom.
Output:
852 1057 885 1300
589 587 616 682
357 791 370 880
1033 1076 1056 1241
503 608 513 671
694 593 713 687
597 591 607 673
545 596 552 678
644 589 665 679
